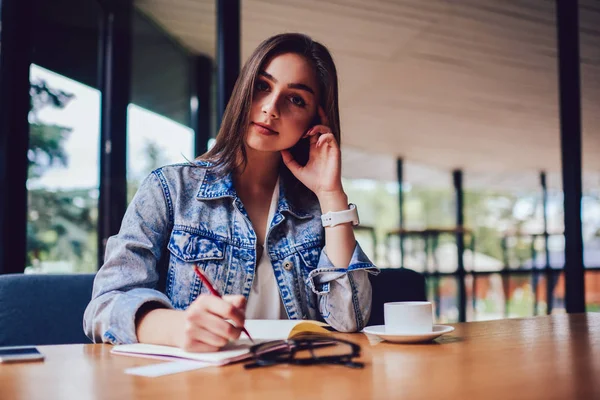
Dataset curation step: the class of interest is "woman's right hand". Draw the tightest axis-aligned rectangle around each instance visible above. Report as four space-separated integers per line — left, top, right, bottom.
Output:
178 294 247 352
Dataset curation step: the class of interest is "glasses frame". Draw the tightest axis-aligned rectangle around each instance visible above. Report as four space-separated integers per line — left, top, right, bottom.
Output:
244 336 364 369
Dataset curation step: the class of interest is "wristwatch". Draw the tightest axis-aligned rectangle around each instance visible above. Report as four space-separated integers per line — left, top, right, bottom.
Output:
321 204 360 227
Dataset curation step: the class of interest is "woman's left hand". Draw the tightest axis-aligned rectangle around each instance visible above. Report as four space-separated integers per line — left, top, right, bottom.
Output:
281 107 343 198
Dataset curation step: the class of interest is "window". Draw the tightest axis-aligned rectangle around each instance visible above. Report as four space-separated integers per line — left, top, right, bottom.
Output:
127 104 194 201
127 10 194 202
342 178 398 266
27 65 100 273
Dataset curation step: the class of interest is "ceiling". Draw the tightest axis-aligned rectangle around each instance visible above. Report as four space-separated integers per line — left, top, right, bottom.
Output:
135 0 600 190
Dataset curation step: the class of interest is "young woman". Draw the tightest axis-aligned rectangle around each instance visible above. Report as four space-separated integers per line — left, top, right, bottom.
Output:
84 33 378 352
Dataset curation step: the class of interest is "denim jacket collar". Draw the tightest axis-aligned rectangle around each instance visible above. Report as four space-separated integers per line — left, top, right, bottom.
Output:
195 162 312 220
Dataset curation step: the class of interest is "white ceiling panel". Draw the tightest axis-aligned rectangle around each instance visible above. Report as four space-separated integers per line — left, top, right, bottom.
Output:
135 0 600 189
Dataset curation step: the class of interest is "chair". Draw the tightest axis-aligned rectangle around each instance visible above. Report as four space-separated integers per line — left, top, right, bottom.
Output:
0 273 95 346
367 268 427 327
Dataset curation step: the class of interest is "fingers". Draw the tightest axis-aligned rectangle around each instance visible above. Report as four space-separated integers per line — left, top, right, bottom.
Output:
304 125 330 137
182 340 219 353
316 132 337 149
183 324 229 349
181 294 246 351
223 294 246 312
280 149 302 174
190 311 242 341
201 296 246 329
304 125 331 147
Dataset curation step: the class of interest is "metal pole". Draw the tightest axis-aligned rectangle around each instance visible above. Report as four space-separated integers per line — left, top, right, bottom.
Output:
556 0 585 313
0 0 32 274
540 172 554 314
501 236 510 318
470 234 477 319
453 170 466 322
397 158 405 268
97 0 132 268
191 55 213 156
531 237 539 315
216 0 240 129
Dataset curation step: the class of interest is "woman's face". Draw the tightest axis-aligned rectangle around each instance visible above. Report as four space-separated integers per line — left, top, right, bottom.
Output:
246 52 320 153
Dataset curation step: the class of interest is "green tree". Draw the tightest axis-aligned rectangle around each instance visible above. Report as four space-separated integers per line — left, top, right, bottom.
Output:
127 139 169 203
26 79 98 271
28 80 74 179
343 179 542 270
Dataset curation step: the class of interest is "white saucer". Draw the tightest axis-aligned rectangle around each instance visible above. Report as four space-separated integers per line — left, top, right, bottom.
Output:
362 325 455 343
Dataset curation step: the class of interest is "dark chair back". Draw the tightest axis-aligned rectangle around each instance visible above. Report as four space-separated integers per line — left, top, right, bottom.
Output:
368 268 427 326
0 273 95 346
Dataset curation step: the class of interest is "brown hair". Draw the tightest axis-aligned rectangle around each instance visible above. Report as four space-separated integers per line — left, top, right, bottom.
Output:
199 33 341 176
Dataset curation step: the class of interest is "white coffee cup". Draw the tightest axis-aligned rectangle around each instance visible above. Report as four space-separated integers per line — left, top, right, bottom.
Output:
384 301 433 334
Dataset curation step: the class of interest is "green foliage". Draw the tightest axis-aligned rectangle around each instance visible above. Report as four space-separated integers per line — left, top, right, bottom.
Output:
341 179 398 259
27 188 97 271
26 79 95 270
405 187 454 228
28 80 74 179
26 78 173 272
343 180 542 268
127 139 168 203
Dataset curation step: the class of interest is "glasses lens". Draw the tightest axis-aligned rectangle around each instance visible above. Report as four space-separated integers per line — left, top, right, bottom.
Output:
247 337 361 369
251 340 290 358
293 340 354 360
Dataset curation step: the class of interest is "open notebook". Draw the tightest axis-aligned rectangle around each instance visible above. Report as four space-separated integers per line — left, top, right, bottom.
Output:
111 319 331 366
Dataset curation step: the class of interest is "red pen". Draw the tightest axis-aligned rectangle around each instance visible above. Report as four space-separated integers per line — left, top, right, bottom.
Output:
193 264 254 343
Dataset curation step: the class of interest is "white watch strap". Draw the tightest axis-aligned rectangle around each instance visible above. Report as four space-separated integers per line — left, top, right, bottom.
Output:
321 203 360 227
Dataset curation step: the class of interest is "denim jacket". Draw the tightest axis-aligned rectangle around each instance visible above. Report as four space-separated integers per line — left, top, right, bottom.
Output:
83 161 379 344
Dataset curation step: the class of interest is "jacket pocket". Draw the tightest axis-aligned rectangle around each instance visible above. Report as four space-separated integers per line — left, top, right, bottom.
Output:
166 229 227 309
297 243 322 271
168 229 225 262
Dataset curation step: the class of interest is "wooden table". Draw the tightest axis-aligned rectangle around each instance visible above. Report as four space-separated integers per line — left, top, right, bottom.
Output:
1 313 599 400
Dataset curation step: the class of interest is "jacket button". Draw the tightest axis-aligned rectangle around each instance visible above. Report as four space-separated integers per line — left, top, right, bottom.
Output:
283 260 293 271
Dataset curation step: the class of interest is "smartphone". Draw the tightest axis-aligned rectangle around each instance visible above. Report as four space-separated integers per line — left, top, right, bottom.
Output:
310 112 322 129
0 346 45 363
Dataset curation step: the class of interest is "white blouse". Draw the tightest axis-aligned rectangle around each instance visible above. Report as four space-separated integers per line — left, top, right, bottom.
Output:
244 179 288 320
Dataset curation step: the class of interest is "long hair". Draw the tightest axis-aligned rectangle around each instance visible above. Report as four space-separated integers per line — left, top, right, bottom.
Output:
199 33 341 176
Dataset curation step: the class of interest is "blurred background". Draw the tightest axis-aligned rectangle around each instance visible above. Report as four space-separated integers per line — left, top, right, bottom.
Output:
1 0 599 323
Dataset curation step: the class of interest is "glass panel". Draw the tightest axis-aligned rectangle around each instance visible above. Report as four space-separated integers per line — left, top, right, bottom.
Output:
127 10 195 201
342 178 399 267
582 194 600 269
352 227 378 266
402 162 455 273
550 271 600 313
469 272 555 321
471 273 537 319
583 170 600 281
581 0 600 273
577 0 598 311
404 163 454 230
470 273 505 321
505 273 535 318
533 272 549 316
431 276 458 324
551 272 566 314
585 271 600 312
27 65 100 273
26 0 102 273
127 105 194 201
464 173 545 273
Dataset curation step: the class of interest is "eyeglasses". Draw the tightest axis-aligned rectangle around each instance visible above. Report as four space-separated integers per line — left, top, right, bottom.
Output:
244 336 364 369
